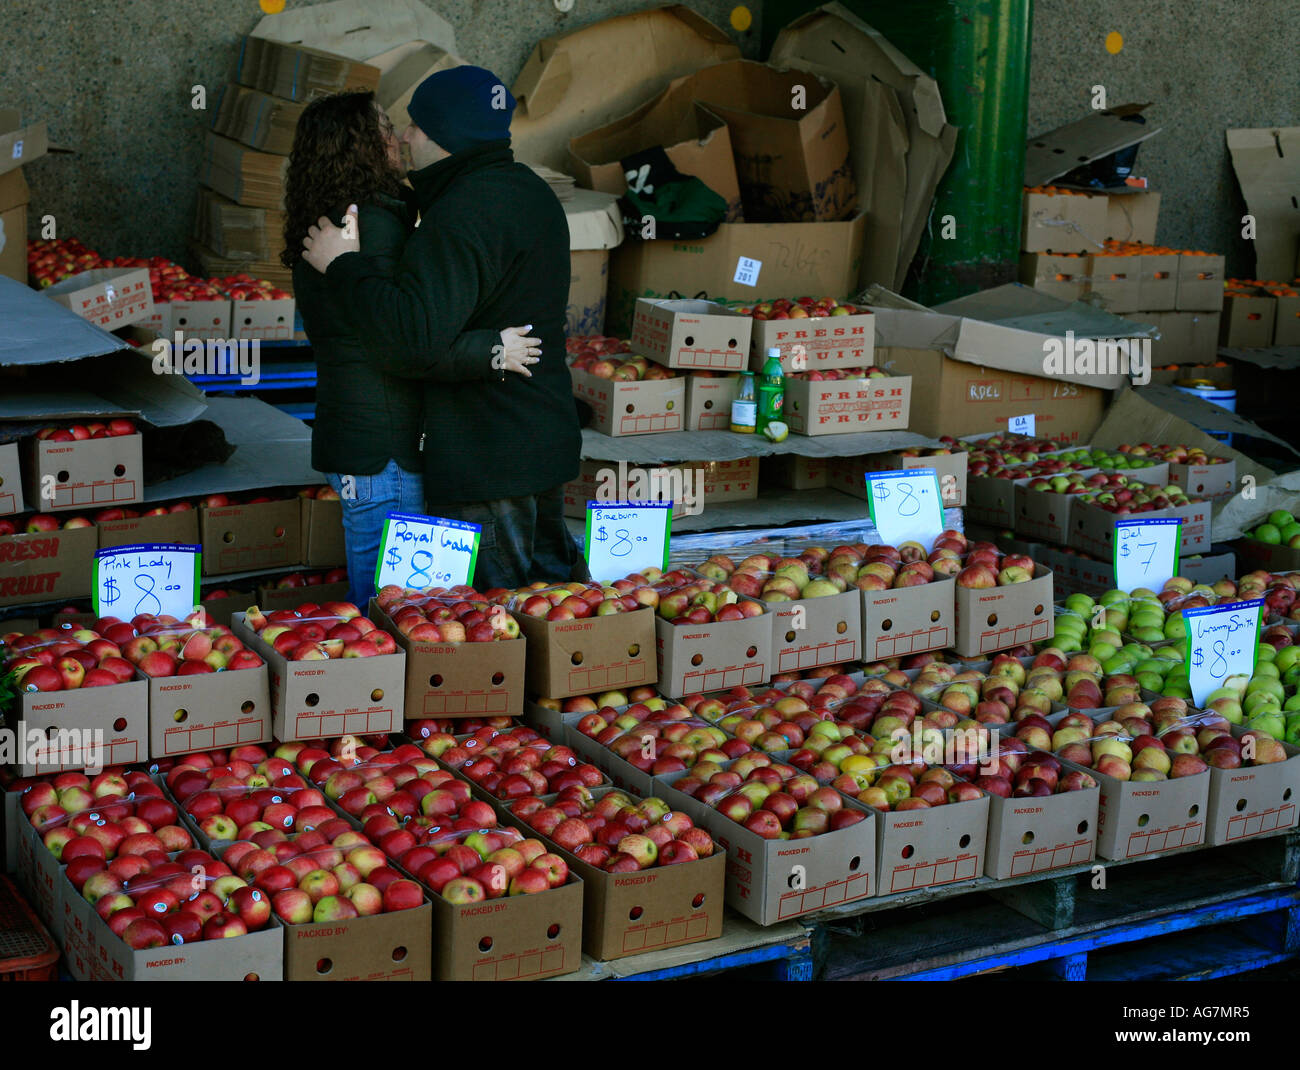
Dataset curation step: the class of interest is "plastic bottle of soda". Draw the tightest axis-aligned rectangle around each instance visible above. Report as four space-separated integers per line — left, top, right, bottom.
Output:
757 348 785 434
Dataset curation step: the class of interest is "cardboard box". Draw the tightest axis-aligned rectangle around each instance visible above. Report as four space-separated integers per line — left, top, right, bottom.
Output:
1085 253 1143 314
231 612 404 741
654 611 772 699
1221 295 1276 348
200 499 301 576
1205 734 1300 847
1178 549 1236 585
43 268 155 330
1032 543 1111 598
570 364 686 437
516 608 657 700
1070 498 1209 558
230 296 295 341
1075 758 1210 860
193 188 285 261
1021 189 1109 253
766 589 862 675
0 108 48 178
200 587 257 627
138 299 232 340
684 374 739 431
15 813 63 937
861 578 956 661
1143 358 1234 388
0 441 23 515
698 457 759 504
1235 538 1300 576
368 600 526 720
256 580 350 611
658 769 876 923
749 311 875 373
281 902 433 981
762 454 827 490
0 167 29 282
875 793 990 895
236 35 380 101
829 450 967 507
0 525 98 608
1168 457 1236 499
2 775 24 873
1137 252 1179 311
300 496 345 569
522 696 567 741
568 249 610 339
97 508 200 550
199 132 287 209
1176 253 1226 311
630 298 753 372
561 460 691 521
1274 294 1300 346
4 677 148 776
965 475 1019 529
145 664 271 760
605 213 868 337
1105 190 1161 245
784 373 911 435
1015 481 1090 545
953 565 1053 658
23 431 144 513
983 785 1099 880
1018 252 1088 302
211 82 304 154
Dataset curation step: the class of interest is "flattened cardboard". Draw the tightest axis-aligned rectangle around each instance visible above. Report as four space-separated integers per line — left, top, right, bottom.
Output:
654 611 772 699
983 786 1099 880
300 496 345 569
829 450 967 507
4 676 148 776
765 589 861 675
231 612 404 741
1205 734 1300 847
0 525 98 609
875 794 990 895
861 577 956 662
784 374 911 435
953 566 1054 658
685 373 739 431
44 268 155 330
235 35 380 101
516 607 657 700
281 902 432 981
570 365 686 437
763 454 827 490
749 312 875 373
1226 126 1300 282
657 769 876 924
0 167 29 282
97 509 199 550
367 599 526 719
200 499 301 576
0 441 23 515
24 432 144 513
1070 498 1209 558
630 299 752 372
1066 757 1209 860
146 663 271 760
1025 106 1162 188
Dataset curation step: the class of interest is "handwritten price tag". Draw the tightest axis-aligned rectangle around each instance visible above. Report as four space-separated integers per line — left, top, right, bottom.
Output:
374 512 480 592
93 544 201 620
865 468 944 549
1008 413 1035 436
1113 518 1181 591
585 501 672 583
1184 599 1263 706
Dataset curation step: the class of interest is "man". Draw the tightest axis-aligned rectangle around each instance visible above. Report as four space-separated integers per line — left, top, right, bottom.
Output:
302 66 587 592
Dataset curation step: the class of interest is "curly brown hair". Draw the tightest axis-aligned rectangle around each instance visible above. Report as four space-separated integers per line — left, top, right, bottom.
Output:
281 90 405 268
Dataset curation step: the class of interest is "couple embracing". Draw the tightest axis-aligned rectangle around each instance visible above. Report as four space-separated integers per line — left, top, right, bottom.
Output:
282 67 587 605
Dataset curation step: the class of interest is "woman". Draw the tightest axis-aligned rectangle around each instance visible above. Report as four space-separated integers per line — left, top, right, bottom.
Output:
282 91 538 606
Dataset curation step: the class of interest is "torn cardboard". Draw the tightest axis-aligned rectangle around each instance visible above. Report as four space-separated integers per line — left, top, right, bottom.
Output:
1025 105 1162 188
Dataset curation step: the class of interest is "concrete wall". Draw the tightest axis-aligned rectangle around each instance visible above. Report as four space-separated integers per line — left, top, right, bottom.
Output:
5 0 1297 278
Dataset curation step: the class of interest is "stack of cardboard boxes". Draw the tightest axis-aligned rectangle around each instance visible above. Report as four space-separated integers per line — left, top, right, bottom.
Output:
1221 278 1300 348
0 109 47 284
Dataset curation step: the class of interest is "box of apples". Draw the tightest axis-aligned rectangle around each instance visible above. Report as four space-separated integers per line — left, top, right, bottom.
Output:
23 418 144 514
0 441 22 516
116 256 232 339
297 483 345 567
691 551 863 675
740 296 874 373
1202 722 1300 846
199 491 302 576
1069 486 1209 557
2 626 150 775
1014 466 1103 545
217 273 295 341
501 784 725 960
828 444 969 508
507 576 659 699
524 685 658 741
783 364 911 436
656 750 876 923
93 499 200 550
951 538 1054 658
568 337 686 437
256 568 351 610
629 297 753 372
425 722 610 803
651 570 772 698
43 265 155 329
231 599 405 741
369 584 527 720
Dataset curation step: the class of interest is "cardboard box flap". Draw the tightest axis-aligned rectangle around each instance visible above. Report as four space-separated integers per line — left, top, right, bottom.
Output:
579 426 936 463
1219 344 1300 370
0 276 134 369
1025 104 1163 187
0 167 29 212
0 108 48 176
1213 469 1300 541
250 0 457 58
510 4 741 170
565 188 624 252
1226 127 1300 282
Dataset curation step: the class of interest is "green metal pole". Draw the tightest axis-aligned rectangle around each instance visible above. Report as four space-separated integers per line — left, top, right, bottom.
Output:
764 0 1033 305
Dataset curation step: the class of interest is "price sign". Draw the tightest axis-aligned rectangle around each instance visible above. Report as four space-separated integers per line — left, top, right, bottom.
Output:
1184 599 1263 706
865 469 944 549
374 512 480 592
1008 413 1035 436
93 544 201 620
1113 518 1181 591
585 501 672 582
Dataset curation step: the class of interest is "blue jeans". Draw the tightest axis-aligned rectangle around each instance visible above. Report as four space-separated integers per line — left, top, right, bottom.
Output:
325 461 424 609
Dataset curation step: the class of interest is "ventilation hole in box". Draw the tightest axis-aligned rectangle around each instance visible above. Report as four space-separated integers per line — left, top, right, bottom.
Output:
901 845 914 859
491 672 504 685
1188 804 1199 818
881 618 893 631
478 937 493 952
57 469 70 482
1078 820 1089 834
1052 147 1064 154
627 643 640 658
370 688 384 702
959 834 971 848
114 464 126 477
1137 814 1149 827
173 709 188 724
784 630 797 642
703 400 714 411
625 404 635 414
392 946 407 961
429 674 443 687
547 923 561 939
986 613 998 627
628 905 643 920
849 855 861 871
112 718 127 732
691 653 703 666
684 335 695 347
316 958 333 974
274 526 286 538
46 725 60 739
691 893 705 908
305 693 319 706
1236 798 1247 812
666 400 675 410
1286 789 1294 802
836 621 847 634
746 646 757 658
223 531 235 543
570 652 583 665
244 973 260 981
931 610 942 623
241 700 254 714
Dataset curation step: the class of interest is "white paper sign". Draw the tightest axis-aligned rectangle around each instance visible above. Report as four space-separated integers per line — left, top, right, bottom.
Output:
1009 413 1035 436
865 469 945 549
734 257 762 287
585 501 672 582
93 543 201 620
374 512 480 591
1114 518 1182 591
1184 599 1263 706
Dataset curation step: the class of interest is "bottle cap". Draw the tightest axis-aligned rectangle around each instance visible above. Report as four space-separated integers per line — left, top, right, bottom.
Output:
767 347 781 359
